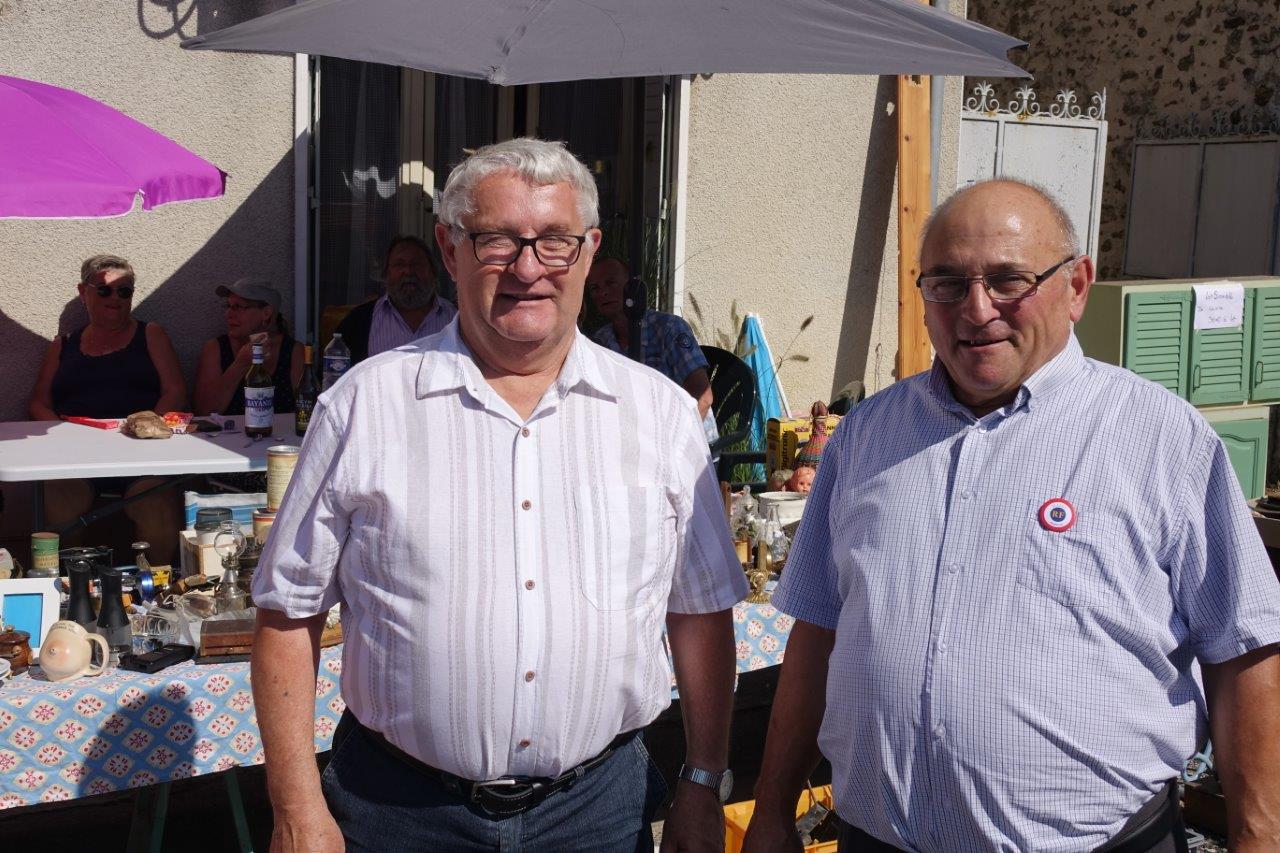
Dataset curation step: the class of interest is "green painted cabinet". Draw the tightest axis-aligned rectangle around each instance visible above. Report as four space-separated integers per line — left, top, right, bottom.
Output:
1203 406 1270 500
1079 277 1280 405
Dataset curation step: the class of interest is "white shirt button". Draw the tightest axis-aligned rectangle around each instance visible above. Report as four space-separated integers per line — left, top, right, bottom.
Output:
948 563 961 574
521 499 532 510
524 671 535 682
521 428 531 438
524 579 535 590
518 739 532 749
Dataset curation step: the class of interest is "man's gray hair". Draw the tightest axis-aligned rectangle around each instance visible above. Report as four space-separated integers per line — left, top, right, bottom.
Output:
923 178 1081 258
438 138 600 235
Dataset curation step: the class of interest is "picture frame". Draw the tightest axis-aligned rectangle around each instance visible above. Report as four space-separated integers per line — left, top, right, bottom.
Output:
0 577 62 657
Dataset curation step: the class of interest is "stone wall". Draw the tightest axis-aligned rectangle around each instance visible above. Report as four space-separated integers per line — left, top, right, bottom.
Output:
966 0 1280 277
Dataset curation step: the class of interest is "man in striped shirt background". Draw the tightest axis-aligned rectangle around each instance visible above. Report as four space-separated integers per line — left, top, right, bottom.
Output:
334 234 458 364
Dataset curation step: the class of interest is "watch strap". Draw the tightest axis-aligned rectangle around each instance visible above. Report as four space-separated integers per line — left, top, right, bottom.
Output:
678 763 731 802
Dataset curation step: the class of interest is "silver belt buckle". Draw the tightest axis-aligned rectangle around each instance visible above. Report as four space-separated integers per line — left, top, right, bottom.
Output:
475 778 520 789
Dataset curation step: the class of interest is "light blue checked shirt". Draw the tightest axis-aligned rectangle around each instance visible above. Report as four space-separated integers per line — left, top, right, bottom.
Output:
591 310 709 386
774 335 1280 852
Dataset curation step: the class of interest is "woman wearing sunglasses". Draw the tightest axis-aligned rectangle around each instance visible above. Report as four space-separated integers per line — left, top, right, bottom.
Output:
192 277 303 416
27 254 187 562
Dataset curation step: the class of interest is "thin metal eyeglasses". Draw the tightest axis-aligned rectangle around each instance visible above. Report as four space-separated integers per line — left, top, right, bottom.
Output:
92 283 135 299
467 232 588 267
223 300 267 313
916 256 1079 304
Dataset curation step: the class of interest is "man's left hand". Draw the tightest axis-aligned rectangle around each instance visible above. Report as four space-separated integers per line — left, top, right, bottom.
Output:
660 780 726 852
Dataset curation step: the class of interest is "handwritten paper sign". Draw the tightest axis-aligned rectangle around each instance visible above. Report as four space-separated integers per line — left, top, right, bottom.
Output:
1192 281 1245 330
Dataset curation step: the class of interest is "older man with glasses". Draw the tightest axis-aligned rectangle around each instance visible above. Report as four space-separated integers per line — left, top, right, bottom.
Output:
744 178 1280 852
251 138 746 853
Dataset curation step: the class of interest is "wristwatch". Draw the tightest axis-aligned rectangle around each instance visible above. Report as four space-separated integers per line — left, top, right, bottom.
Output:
678 764 734 803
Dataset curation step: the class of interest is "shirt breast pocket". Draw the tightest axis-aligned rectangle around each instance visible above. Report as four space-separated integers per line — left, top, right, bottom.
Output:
574 485 668 611
1015 499 1123 609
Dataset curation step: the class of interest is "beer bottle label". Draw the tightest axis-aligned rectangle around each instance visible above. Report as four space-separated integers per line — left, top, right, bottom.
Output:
245 386 275 429
295 401 313 432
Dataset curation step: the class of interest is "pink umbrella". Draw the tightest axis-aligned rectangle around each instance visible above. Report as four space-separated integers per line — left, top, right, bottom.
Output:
0 74 227 219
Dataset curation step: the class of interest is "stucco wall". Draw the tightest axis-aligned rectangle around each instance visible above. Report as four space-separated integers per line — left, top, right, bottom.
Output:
0 1 295 535
967 0 1280 278
681 67 966 408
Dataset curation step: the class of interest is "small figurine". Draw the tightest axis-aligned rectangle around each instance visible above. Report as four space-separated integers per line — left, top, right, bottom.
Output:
745 563 772 603
768 468 793 492
793 401 831 470
745 541 772 604
785 466 816 494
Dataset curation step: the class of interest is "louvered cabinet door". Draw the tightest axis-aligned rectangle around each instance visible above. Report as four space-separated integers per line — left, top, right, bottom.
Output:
1189 289 1254 407
1123 291 1191 398
1249 286 1280 402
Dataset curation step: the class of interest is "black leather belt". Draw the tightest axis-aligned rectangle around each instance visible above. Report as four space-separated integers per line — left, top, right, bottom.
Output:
838 779 1182 853
357 716 639 818
1094 780 1184 853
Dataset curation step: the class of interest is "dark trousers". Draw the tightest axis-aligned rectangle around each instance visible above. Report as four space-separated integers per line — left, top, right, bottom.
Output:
836 782 1188 853
320 712 668 852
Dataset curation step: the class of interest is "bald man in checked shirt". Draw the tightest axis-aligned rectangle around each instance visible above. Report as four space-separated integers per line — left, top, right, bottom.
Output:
744 179 1280 853
251 139 747 853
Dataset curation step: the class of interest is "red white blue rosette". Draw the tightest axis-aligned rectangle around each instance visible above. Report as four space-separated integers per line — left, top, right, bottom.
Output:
1037 498 1076 533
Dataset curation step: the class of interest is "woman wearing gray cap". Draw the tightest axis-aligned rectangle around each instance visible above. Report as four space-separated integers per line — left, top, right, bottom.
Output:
193 278 304 416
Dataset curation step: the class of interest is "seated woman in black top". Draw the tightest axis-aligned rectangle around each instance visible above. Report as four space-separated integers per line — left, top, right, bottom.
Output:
27 254 187 563
193 278 303 416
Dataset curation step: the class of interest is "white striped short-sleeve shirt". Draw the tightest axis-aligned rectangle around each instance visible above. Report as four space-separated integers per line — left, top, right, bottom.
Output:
252 319 747 781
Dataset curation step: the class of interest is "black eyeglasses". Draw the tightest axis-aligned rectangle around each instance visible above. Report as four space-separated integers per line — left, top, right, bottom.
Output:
916 257 1078 304
467 232 588 267
92 282 135 299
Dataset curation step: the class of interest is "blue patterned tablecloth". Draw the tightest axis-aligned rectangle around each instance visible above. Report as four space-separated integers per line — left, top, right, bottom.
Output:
0 645 344 810
667 599 793 697
2 601 791 808
730 599 793 671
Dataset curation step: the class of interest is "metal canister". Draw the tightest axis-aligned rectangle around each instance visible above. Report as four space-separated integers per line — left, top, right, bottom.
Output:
30 532 60 577
253 509 277 545
195 507 233 526
266 445 300 511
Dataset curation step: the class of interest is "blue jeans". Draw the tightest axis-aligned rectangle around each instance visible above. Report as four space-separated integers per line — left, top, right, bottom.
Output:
321 712 668 852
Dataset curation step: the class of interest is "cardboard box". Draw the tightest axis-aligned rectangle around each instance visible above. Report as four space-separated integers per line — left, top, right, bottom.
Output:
178 530 223 578
766 415 842 475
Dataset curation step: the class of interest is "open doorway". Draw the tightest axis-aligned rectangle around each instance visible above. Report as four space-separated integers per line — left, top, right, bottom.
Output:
309 60 680 347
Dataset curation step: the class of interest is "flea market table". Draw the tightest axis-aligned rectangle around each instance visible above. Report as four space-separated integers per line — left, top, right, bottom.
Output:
0 414 300 531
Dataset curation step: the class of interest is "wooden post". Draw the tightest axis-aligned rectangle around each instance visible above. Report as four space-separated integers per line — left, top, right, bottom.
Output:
896 71 933 379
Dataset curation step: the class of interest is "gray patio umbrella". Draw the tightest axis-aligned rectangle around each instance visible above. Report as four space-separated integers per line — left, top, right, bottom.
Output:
181 0 1026 83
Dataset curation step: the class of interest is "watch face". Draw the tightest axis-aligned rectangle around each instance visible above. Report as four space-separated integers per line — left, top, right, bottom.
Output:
718 768 735 803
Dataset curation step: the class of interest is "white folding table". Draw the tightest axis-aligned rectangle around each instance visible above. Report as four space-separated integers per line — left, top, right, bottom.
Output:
0 414 300 531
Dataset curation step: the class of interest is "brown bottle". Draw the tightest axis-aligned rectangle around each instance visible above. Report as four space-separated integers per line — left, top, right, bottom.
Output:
295 345 318 437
